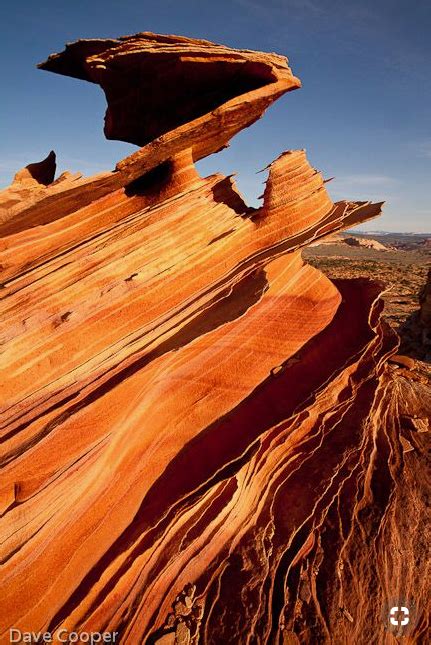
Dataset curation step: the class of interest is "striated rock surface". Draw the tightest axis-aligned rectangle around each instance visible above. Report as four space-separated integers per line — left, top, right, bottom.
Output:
0 33 430 645
38 33 300 149
420 267 431 329
0 151 56 224
400 266 431 361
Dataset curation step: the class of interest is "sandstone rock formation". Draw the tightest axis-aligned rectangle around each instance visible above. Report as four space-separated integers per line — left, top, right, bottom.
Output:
398 267 431 361
0 33 430 644
416 267 431 359
420 267 431 329
343 235 389 251
309 233 342 247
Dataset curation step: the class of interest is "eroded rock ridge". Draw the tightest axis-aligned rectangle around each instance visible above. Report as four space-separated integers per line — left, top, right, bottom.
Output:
0 33 429 645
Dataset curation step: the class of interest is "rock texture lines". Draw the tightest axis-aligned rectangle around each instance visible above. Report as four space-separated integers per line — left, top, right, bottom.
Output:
0 33 430 644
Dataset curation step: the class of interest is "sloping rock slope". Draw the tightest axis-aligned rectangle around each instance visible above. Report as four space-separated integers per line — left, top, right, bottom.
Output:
0 33 429 644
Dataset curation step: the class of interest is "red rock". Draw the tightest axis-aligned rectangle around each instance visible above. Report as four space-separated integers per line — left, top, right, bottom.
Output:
0 32 429 645
38 33 301 149
389 354 416 369
420 267 431 328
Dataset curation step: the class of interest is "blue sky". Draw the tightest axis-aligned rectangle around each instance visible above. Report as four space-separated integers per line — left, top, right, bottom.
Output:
1 0 430 232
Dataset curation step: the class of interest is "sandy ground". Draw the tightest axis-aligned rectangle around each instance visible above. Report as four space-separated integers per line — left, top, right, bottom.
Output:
303 244 430 331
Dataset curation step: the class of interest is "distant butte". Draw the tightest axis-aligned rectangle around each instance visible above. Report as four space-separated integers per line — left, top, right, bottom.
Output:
0 33 429 644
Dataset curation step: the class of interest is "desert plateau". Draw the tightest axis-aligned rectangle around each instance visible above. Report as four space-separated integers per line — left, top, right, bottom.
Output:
305 232 431 361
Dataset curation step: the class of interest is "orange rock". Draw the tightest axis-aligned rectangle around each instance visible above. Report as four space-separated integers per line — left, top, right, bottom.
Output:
0 32 429 645
420 267 431 327
389 354 416 369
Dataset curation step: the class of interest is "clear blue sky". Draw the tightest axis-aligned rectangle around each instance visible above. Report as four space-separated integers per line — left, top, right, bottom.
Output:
1 0 430 232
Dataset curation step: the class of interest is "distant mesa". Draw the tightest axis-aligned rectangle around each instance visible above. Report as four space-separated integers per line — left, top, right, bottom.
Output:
343 235 389 251
310 232 390 251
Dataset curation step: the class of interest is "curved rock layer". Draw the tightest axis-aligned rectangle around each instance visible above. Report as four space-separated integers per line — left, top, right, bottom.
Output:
38 33 300 148
0 33 430 645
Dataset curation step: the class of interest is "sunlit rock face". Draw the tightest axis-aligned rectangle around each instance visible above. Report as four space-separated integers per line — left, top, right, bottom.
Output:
0 33 429 645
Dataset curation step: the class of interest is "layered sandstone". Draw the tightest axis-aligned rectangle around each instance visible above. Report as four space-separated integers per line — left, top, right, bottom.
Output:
343 235 389 251
0 33 429 645
420 268 431 328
